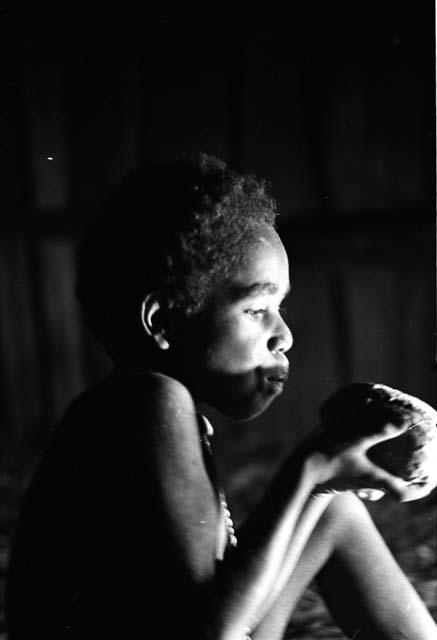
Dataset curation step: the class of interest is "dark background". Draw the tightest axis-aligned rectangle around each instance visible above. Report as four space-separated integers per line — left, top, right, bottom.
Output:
0 3 435 638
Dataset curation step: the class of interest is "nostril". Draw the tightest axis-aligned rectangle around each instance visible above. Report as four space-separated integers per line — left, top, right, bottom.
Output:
268 314 293 354
268 329 293 354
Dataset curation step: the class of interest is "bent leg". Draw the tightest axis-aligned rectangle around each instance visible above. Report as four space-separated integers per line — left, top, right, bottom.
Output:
316 494 437 639
253 493 436 640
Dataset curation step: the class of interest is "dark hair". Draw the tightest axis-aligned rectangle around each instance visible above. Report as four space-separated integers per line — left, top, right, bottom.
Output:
76 152 278 361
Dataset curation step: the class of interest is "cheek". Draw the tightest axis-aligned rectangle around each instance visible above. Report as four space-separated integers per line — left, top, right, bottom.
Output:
204 322 261 374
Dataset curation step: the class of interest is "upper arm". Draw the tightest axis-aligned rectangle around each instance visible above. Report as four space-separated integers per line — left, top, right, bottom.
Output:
316 493 437 639
129 377 220 584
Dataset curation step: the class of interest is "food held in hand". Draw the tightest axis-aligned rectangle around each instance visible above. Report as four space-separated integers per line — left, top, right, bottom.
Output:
320 383 437 484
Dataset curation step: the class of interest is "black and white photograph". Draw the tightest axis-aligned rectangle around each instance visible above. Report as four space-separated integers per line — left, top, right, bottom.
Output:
0 3 435 638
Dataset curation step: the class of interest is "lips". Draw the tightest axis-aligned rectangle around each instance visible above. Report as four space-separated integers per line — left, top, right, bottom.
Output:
267 374 288 384
265 366 289 387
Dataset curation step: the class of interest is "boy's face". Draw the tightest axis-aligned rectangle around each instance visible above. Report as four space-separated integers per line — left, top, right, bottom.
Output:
176 225 293 420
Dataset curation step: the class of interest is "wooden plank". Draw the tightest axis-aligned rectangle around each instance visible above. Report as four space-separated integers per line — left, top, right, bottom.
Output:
393 264 435 403
345 264 400 385
0 238 41 439
23 62 69 210
38 237 86 422
64 61 140 205
282 262 343 434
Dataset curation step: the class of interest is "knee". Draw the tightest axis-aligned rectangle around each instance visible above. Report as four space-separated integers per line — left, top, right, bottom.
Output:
315 492 369 549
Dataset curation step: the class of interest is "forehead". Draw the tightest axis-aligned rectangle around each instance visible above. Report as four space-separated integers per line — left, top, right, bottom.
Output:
228 226 290 298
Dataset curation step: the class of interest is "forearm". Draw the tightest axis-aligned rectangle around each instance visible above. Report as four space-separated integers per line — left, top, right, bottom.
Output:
252 492 334 624
206 452 330 639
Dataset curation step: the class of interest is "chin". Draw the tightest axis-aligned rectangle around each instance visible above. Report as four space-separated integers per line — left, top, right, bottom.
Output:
199 373 283 421
217 393 278 422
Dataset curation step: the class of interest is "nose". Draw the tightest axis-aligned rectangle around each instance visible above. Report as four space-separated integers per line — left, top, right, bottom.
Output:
268 315 293 354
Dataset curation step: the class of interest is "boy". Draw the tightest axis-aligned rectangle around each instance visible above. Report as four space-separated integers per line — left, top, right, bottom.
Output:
5 153 437 639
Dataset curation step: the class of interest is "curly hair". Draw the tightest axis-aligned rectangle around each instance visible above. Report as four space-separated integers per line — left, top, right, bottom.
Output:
76 152 278 361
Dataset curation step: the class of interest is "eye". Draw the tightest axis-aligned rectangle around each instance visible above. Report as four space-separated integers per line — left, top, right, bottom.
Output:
245 308 267 319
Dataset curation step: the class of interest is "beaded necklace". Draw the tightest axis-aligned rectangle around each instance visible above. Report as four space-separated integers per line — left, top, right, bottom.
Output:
198 414 251 640
198 414 237 548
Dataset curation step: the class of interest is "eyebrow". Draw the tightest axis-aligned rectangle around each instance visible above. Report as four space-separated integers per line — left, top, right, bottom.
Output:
228 282 290 300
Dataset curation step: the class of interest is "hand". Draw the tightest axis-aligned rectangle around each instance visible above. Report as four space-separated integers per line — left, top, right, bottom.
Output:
310 383 437 502
310 422 416 501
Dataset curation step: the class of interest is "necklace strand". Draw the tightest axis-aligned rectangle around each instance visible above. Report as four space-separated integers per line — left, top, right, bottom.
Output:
199 415 238 548
199 416 251 639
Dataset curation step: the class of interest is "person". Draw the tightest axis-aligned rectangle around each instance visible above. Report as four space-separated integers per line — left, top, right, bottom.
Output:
5 153 437 639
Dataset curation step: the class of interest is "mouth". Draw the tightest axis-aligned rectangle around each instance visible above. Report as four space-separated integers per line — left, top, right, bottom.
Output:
265 367 289 389
266 376 287 387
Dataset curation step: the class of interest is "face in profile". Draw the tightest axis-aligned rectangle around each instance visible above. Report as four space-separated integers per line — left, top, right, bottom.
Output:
176 225 293 420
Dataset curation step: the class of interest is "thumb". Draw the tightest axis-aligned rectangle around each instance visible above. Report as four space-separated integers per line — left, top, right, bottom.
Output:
363 458 408 501
355 489 386 501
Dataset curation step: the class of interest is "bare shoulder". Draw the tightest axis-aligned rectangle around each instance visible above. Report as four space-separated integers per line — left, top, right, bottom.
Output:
59 370 202 466
76 369 198 427
124 371 201 445
93 369 207 470
138 371 199 424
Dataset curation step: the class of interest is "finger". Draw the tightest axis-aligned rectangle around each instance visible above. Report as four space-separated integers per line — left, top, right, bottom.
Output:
355 489 386 501
399 481 436 503
362 459 409 500
312 485 346 497
360 422 407 448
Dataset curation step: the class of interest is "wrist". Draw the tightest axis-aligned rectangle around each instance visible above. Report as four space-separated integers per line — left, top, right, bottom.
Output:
303 449 337 487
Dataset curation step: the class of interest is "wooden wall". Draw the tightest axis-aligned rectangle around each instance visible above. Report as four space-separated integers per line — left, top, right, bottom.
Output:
0 4 434 483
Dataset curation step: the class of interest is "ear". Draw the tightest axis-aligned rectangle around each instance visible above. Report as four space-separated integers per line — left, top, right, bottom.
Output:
140 292 170 350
